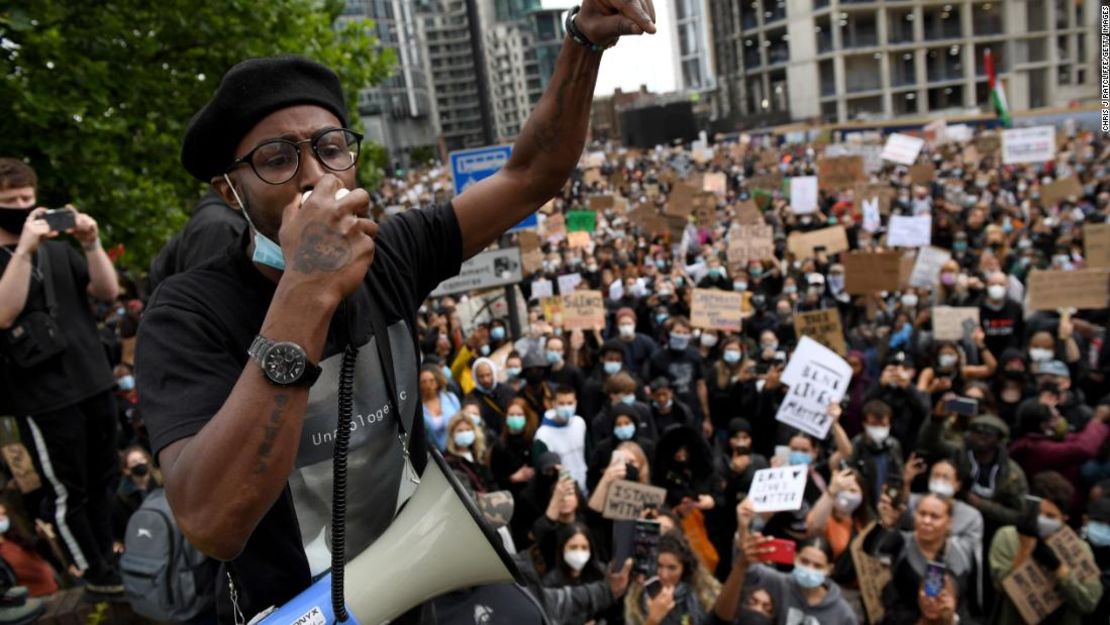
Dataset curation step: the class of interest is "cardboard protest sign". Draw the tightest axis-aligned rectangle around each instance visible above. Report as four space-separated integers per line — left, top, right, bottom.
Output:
1046 526 1101 582
588 195 616 212
665 183 700 217
851 525 892 625
776 336 852 438
735 200 763 225
826 143 883 173
521 248 544 274
748 467 808 513
560 290 605 330
540 296 563 326
584 151 605 168
975 134 1000 155
602 480 668 520
818 156 864 191
1084 222 1110 268
843 253 903 294
880 133 925 165
544 213 566 243
1039 177 1083 207
787 226 849 259
727 224 775 267
887 215 932 248
0 442 41 494
610 170 627 189
748 172 783 194
961 144 981 165
583 168 603 185
567 231 591 249
1002 126 1056 164
909 162 936 185
663 214 688 241
792 310 848 358
567 210 596 233
690 289 744 332
1002 560 1063 625
557 272 582 295
703 172 727 196
789 176 819 214
932 307 980 341
1027 269 1110 311
530 278 553 300
693 192 717 224
519 230 540 253
909 246 952 287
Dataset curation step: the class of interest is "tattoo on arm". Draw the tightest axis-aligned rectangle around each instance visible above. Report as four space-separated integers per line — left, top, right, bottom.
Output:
290 223 351 273
529 72 571 154
254 393 289 474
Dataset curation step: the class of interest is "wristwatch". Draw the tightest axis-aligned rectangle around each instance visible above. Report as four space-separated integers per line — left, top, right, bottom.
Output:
248 336 322 387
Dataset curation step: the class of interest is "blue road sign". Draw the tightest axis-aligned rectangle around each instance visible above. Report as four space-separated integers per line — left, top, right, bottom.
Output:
449 144 537 232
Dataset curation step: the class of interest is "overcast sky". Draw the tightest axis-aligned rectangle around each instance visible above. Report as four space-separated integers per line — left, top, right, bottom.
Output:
541 0 677 96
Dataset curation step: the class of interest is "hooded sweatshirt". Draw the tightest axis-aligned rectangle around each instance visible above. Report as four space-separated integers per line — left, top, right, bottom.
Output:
744 564 859 625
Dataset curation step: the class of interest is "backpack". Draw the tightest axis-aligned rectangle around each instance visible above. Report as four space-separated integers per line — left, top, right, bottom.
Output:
121 488 218 621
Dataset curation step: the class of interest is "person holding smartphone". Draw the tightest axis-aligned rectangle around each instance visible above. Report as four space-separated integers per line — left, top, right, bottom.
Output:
0 158 123 594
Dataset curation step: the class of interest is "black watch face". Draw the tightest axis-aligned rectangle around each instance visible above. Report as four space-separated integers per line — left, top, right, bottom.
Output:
263 342 306 385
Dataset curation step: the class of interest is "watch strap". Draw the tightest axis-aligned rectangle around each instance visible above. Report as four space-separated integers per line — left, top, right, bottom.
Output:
248 335 322 387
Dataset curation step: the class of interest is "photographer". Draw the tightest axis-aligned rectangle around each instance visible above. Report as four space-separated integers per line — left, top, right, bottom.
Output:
0 158 123 594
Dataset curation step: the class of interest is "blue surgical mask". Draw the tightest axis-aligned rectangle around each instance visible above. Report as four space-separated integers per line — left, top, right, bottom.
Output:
117 375 135 392
655 258 667 269
791 564 826 589
490 327 506 342
783 285 797 295
733 281 748 292
614 424 636 441
723 350 742 364
620 394 637 405
603 361 622 375
116 306 126 317
1085 521 1110 547
669 334 691 351
953 240 968 253
788 450 813 466
0 517 9 534
555 405 576 420
453 430 476 448
226 174 286 271
655 312 669 325
506 367 522 379
545 350 562 365
506 415 527 433
479 344 490 357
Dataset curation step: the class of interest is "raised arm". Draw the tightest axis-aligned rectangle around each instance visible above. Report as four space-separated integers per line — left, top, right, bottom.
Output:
451 1 657 259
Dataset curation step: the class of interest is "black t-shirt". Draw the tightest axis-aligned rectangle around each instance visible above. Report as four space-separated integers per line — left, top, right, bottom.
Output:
0 241 115 415
136 202 462 622
980 299 1024 357
148 189 247 292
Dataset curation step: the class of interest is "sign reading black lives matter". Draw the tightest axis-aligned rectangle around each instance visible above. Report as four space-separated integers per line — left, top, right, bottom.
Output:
749 466 808 513
431 248 522 296
776 337 853 439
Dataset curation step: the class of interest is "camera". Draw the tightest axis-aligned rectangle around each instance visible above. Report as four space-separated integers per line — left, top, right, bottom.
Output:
38 209 76 232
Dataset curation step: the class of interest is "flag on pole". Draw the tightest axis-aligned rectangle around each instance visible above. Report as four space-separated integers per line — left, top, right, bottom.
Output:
984 49 1010 128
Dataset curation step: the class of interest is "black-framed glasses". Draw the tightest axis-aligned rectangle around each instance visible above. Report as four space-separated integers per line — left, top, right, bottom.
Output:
227 127 363 185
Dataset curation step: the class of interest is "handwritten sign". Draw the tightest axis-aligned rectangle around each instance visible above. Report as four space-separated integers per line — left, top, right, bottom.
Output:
908 246 952 287
1002 560 1063 625
544 213 566 243
1046 526 1101 583
690 289 744 332
748 467 808 513
776 336 852 438
887 215 932 248
665 183 700 217
1039 177 1083 207
1027 269 1110 311
881 133 925 165
602 479 668 520
560 290 605 330
557 272 582 295
567 210 596 233
1084 223 1110 268
794 308 843 357
588 195 616 212
748 172 783 194
787 226 849 259
1002 126 1056 164
735 200 763 225
851 525 892 625
789 176 819 214
566 231 591 249
703 172 727 196
909 162 936 185
843 252 903 294
932 307 980 341
818 156 864 191
728 224 775 267
583 168 603 185
530 278 553 300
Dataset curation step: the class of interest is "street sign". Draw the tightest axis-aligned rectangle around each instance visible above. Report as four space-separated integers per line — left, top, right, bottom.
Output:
449 144 537 232
430 247 523 297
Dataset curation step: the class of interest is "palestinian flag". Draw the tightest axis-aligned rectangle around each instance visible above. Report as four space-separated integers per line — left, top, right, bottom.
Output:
984 49 1010 128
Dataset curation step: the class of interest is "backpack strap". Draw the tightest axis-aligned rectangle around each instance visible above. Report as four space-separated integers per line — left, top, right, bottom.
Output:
38 245 60 319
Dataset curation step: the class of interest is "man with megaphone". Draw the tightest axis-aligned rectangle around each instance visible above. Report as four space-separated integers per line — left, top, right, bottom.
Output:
135 2 657 623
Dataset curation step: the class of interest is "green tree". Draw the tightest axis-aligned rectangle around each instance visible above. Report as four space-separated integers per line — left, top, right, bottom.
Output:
0 0 395 273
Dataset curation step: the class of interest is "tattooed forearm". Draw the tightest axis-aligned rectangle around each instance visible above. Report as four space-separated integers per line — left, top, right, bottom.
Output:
290 222 351 273
529 72 572 154
523 44 600 158
254 393 289 474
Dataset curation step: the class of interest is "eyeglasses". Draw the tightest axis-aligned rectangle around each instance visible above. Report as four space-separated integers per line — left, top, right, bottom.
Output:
227 127 362 185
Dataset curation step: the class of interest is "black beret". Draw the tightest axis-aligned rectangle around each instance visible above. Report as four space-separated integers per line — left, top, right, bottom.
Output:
181 55 348 181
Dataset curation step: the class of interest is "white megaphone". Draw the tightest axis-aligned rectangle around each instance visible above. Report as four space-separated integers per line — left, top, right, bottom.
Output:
255 450 523 625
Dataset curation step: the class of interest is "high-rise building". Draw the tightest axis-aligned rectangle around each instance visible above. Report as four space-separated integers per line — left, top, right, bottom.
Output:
341 0 440 167
419 0 489 152
708 0 1102 127
670 0 716 93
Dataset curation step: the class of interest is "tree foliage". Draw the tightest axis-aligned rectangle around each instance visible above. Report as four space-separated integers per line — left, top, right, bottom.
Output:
0 0 395 272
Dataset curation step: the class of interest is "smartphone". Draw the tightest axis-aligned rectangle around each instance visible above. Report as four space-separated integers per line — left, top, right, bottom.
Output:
558 467 571 482
759 538 797 565
38 209 75 232
632 519 661 578
643 576 663 599
944 397 978 417
625 462 640 483
924 561 947 597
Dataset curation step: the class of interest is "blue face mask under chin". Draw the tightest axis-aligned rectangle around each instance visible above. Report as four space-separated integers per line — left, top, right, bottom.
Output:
225 174 286 271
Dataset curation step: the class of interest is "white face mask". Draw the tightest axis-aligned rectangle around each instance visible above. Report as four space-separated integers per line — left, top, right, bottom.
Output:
618 323 636 339
700 333 718 348
987 284 1007 301
901 293 919 308
1029 348 1054 363
938 353 959 369
929 479 955 498
563 548 591 572
865 425 890 445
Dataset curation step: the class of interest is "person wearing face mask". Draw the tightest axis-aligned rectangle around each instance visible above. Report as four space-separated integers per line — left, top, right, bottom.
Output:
489 398 536 498
488 319 510 350
517 349 557 417
591 372 657 443
443 413 496 495
1081 496 1110 625
112 446 163 542
696 329 721 368
916 336 997 406
698 257 731 291
707 338 757 439
533 386 589 493
464 357 515 437
613 307 659 374
990 472 1103 625
545 334 586 397
648 377 698 435
902 459 984 556
420 363 461 451
844 400 904 508
0 500 57 602
979 271 1024 358
867 352 930 452
580 340 636 423
1032 359 1091 431
1009 399 1109 512
645 317 712 435
541 522 624 625
503 352 525 393
587 405 656 492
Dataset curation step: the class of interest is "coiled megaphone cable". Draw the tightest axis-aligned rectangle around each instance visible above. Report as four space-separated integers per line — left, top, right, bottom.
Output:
331 316 359 622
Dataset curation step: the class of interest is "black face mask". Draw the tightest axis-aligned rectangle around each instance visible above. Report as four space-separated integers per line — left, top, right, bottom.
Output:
524 369 545 386
130 463 150 477
1004 369 1025 380
0 207 33 235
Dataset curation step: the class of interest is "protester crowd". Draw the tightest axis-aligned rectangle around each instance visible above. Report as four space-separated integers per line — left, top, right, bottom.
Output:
1 116 1109 625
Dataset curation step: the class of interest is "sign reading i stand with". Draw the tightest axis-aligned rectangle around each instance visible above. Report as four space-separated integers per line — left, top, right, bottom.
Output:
449 145 537 232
